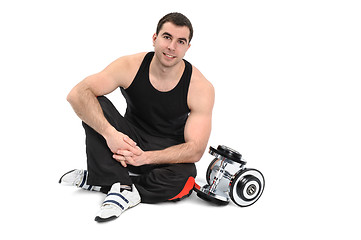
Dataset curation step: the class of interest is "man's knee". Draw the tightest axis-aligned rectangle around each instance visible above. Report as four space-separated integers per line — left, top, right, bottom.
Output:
162 163 196 181
179 163 197 178
167 163 197 201
96 96 122 127
97 96 112 111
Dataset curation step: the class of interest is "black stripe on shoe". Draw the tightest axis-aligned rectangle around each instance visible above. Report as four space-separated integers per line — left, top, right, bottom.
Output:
107 193 129 204
79 170 87 188
103 200 124 210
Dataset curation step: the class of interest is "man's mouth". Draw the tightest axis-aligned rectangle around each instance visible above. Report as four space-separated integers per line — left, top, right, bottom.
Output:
163 52 176 59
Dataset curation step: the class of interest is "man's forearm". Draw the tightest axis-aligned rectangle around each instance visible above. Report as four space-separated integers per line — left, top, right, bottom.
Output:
67 86 114 138
145 142 205 164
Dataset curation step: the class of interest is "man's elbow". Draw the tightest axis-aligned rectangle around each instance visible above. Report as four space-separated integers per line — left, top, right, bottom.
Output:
67 84 85 105
66 88 76 104
190 146 206 163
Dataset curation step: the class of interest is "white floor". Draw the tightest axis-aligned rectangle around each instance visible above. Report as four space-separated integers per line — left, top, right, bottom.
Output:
4 149 359 239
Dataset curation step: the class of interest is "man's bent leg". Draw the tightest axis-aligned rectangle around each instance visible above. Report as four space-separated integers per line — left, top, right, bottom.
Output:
83 96 134 187
83 122 132 186
131 163 197 203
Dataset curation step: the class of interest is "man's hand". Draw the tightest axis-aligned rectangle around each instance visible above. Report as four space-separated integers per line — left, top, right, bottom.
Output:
104 129 142 167
113 147 149 167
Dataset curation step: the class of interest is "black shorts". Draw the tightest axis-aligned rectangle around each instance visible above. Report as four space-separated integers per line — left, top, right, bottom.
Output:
82 96 196 203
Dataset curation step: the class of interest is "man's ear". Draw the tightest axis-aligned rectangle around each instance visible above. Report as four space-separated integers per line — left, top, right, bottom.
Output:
152 33 157 46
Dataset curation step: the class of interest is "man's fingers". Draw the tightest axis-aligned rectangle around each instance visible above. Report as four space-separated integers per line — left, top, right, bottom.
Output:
127 146 143 156
120 160 127 168
113 154 128 167
123 135 136 147
124 156 136 166
120 143 143 156
113 152 138 167
113 154 125 161
134 146 143 155
116 150 134 157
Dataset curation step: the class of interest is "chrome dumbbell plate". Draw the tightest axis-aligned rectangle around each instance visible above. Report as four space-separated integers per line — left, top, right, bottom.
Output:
229 168 265 207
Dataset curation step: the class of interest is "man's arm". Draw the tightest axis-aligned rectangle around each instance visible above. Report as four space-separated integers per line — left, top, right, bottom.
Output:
114 67 215 165
67 53 145 154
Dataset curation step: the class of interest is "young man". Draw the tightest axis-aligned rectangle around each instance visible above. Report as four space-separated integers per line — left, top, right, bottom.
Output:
59 12 214 222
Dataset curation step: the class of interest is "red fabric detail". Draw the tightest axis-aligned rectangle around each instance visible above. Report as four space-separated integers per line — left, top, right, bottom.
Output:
168 177 195 201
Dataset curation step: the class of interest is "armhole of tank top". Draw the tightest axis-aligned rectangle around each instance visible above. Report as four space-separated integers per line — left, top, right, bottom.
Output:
123 52 153 91
183 60 192 112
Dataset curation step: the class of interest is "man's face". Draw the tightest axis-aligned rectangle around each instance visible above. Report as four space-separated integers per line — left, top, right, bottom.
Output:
153 22 191 68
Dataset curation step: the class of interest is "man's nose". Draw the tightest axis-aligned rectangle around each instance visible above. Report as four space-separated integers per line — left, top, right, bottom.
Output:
168 40 176 51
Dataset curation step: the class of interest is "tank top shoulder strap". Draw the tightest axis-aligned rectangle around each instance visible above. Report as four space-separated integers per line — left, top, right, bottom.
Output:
125 52 152 91
131 52 153 85
140 52 154 69
177 59 192 109
181 59 192 91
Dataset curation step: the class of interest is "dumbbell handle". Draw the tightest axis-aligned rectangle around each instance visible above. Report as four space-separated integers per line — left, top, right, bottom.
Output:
209 157 228 192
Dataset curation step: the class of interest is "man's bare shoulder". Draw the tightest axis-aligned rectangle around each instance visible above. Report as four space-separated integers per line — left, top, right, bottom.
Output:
102 52 148 88
124 52 148 64
189 66 214 97
110 52 147 70
188 66 215 111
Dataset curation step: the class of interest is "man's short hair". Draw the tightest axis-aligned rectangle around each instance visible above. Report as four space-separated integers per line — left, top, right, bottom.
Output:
156 12 193 43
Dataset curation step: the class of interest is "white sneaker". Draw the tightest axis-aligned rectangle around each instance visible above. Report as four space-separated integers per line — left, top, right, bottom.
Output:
95 183 141 222
59 169 100 191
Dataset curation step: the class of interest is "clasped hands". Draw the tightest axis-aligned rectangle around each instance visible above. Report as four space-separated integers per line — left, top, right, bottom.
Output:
105 131 147 167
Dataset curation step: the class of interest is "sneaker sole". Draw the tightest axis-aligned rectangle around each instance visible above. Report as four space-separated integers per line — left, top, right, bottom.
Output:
94 215 118 223
58 169 76 184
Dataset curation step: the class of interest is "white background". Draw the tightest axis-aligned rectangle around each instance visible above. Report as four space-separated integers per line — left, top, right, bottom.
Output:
1 0 360 239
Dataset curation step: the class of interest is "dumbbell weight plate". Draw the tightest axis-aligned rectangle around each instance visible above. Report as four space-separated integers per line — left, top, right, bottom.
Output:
229 168 265 207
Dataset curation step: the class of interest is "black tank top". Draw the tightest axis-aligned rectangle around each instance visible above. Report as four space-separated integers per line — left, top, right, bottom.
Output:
120 52 192 143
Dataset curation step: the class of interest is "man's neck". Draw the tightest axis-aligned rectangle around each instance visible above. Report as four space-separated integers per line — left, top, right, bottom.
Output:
149 56 185 92
150 56 185 81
